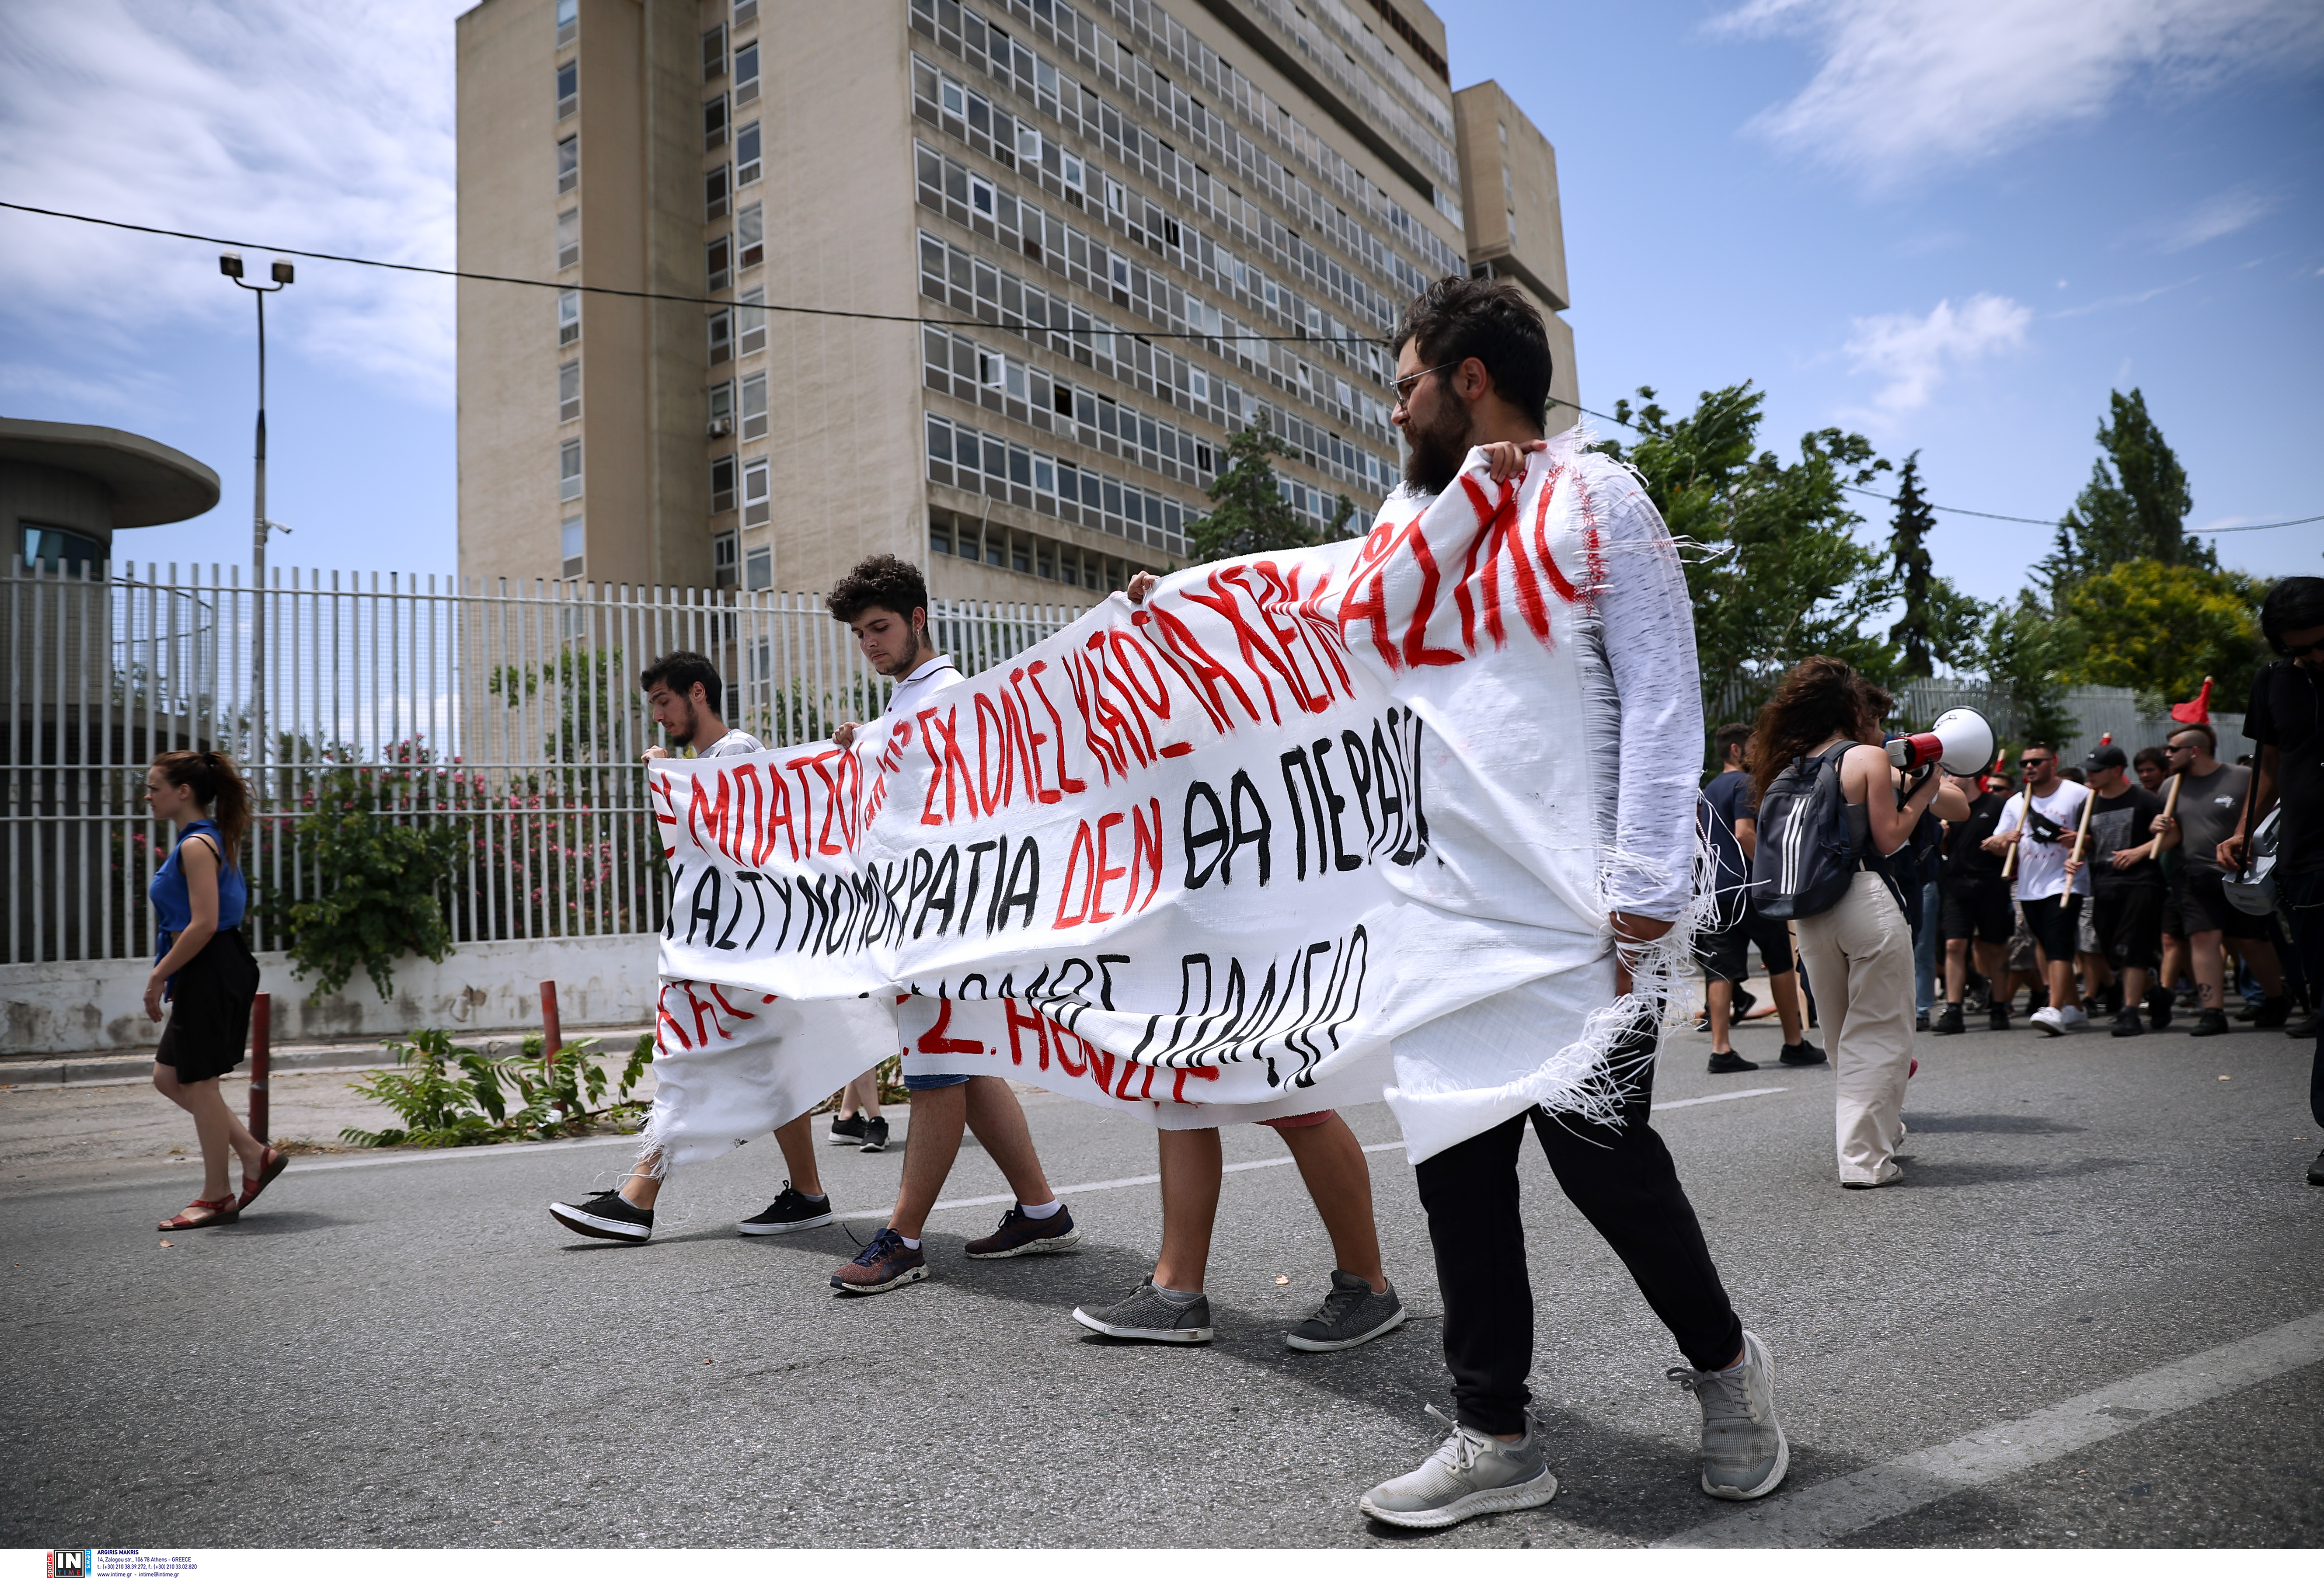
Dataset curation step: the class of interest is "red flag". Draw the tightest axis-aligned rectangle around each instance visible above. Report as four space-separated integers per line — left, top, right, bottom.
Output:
2169 676 2213 726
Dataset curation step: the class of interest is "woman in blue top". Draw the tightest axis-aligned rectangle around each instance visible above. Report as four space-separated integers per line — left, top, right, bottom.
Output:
145 749 282 1231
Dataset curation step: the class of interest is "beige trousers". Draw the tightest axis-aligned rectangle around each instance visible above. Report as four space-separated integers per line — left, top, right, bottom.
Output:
1792 870 1915 1185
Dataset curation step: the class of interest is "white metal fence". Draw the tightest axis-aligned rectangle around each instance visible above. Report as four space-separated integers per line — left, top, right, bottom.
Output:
2 559 1084 967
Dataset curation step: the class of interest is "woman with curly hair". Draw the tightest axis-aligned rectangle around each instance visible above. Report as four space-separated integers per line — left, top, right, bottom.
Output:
1750 658 1966 1188
144 749 283 1231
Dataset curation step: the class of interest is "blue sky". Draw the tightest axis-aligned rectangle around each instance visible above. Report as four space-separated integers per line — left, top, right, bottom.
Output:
1 0 2318 606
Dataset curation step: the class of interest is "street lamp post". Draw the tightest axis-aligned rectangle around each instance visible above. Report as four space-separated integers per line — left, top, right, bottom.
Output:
220 252 291 788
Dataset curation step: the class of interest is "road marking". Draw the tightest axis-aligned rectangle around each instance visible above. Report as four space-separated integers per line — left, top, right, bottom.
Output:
197 1084 1791 1197
1657 1309 2324 1547
1655 1086 1788 1110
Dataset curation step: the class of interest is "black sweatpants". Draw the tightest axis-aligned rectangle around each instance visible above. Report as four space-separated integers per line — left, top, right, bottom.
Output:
1414 1033 1744 1436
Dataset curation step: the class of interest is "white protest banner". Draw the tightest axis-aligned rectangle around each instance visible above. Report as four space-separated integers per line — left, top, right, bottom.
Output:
647 430 1702 1166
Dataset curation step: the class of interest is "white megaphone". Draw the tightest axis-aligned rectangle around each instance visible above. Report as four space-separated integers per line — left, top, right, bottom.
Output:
1885 706 1996 776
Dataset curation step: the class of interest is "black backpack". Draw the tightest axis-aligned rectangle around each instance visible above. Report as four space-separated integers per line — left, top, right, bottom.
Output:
1749 744 1860 921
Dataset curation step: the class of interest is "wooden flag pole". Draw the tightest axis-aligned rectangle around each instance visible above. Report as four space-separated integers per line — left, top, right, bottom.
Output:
2070 782 2097 863
2001 788 2030 879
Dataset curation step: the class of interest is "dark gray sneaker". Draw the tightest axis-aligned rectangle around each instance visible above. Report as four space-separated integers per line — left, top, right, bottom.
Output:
549 1189 652 1243
1358 1405 1557 1529
1072 1277 1212 1343
1286 1270 1406 1352
1669 1329 1788 1500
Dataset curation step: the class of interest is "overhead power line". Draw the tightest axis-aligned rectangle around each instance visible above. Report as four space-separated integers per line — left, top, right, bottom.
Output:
0 198 1389 345
8 199 2317 536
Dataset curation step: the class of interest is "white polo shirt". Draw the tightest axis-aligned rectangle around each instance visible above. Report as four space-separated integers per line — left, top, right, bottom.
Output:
883 653 963 717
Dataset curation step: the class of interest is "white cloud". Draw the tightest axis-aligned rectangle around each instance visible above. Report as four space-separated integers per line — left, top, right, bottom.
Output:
2162 184 2276 251
1714 0 2324 183
1843 293 2031 421
0 0 465 403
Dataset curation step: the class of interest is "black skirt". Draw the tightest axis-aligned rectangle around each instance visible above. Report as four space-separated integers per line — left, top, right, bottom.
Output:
155 927 261 1082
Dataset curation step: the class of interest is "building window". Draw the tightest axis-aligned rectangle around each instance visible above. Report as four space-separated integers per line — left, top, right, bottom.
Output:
737 288 766 356
1061 151 1084 192
707 379 734 436
711 454 737 512
557 289 580 345
737 203 763 269
559 438 582 501
556 208 579 270
704 164 729 220
734 0 759 25
20 523 102 574
735 121 761 186
705 234 731 292
742 459 770 526
555 0 577 46
1105 176 1125 215
560 516 584 577
968 174 994 216
558 359 580 423
732 39 759 103
744 545 772 591
704 93 728 148
1017 125 1041 164
557 135 578 195
930 521 953 556
713 528 738 588
739 371 767 440
702 24 726 81
556 61 577 120
707 308 732 363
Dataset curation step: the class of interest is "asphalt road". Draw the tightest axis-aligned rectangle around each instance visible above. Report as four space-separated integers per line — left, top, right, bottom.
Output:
3 1014 2318 1549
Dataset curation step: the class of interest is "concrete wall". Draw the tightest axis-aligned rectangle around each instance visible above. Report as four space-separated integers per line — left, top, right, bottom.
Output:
2 933 659 1058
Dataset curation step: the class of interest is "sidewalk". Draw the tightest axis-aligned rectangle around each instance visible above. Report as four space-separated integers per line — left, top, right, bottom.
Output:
0 1031 655 1189
0 1023 654 1089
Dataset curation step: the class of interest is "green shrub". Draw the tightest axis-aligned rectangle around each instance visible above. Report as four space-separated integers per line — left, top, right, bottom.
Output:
341 1027 655 1148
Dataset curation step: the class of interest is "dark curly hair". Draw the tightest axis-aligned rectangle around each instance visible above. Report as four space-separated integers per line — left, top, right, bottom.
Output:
829 553 929 626
639 651 722 716
1748 657 1891 806
1391 276 1554 428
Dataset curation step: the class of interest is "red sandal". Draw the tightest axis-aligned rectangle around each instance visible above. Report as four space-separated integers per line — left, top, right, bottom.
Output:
237 1146 289 1211
158 1196 240 1231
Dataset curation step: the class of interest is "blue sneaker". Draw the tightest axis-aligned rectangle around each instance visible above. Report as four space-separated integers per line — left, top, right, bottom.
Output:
964 1202 1080 1259
830 1227 927 1295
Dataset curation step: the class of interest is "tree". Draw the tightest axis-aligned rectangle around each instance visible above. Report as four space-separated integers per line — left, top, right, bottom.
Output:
2041 388 2211 600
1978 594 2081 748
1886 452 1938 679
2064 558 2266 713
1190 416 1317 564
1594 383 1899 722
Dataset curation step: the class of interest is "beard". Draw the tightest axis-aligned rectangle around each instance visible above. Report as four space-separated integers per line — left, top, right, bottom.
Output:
1400 397 1474 495
671 700 700 747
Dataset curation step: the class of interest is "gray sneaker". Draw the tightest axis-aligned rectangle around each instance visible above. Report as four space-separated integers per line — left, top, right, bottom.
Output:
1071 1277 1212 1343
1358 1405 1558 1529
1668 1329 1788 1500
1286 1269 1406 1352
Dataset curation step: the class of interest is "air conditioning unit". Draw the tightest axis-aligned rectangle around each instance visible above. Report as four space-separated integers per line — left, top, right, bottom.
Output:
706 416 734 437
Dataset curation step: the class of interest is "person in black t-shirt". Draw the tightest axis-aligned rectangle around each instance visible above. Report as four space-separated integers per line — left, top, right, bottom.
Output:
2218 576 2324 1182
2065 745 2166 1037
1694 724 1819 1072
1934 771 2013 1034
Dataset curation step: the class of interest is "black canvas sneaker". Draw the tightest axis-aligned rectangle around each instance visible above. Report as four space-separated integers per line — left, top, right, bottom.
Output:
828 1112 868 1145
1778 1041 1827 1067
739 1183 836 1235
860 1116 891 1153
549 1189 653 1243
1706 1050 1759 1074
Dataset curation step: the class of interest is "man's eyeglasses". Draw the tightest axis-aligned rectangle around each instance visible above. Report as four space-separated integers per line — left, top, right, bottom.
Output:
1391 360 1461 411
2021 756 2053 768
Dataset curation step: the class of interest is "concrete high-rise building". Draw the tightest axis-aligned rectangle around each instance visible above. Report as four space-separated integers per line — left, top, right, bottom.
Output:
455 0 1576 601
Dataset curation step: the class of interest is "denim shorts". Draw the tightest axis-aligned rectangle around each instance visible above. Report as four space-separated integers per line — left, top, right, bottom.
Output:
902 1071 973 1093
